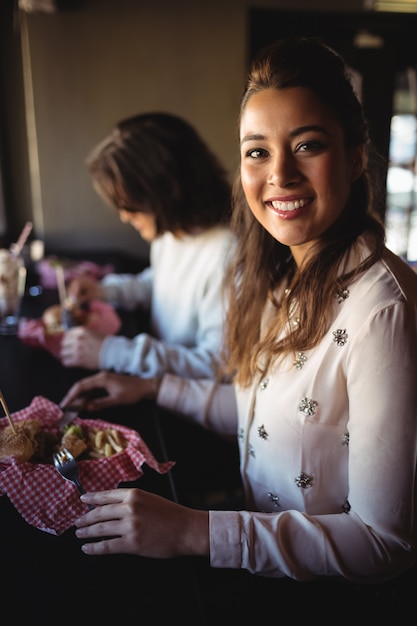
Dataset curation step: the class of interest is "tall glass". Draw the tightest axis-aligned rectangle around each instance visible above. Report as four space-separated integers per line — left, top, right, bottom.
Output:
0 249 27 335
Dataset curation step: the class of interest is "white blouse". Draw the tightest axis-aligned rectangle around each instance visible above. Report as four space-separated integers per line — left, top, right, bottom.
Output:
157 242 417 583
97 226 233 378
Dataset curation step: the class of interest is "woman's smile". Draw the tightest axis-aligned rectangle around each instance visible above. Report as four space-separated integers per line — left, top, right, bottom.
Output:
267 196 312 218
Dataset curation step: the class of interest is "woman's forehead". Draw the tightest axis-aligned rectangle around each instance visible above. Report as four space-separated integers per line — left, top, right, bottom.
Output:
240 87 338 139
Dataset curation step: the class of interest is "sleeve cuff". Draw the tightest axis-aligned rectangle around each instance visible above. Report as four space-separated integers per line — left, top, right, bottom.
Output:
209 510 242 569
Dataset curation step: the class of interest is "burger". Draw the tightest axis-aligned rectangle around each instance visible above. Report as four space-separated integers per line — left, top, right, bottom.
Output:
0 419 41 462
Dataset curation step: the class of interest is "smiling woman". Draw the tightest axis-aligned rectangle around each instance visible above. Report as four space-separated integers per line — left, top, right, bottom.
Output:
57 38 417 605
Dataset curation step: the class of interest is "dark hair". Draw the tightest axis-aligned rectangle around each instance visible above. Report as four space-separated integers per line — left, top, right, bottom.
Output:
242 36 368 149
86 112 232 235
224 36 386 385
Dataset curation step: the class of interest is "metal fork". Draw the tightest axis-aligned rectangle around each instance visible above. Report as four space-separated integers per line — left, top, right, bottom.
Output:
53 447 86 495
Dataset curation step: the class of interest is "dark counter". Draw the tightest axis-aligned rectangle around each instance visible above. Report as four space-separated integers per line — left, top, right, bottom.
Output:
0 287 206 624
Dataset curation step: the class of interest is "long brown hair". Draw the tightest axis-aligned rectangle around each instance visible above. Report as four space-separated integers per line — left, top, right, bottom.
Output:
86 112 232 235
224 37 386 386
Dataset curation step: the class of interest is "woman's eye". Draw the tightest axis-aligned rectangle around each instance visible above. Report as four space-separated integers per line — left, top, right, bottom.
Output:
246 148 267 159
297 140 325 153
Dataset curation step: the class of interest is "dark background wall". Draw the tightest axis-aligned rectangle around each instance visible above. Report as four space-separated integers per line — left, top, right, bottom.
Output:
1 0 412 262
250 9 417 177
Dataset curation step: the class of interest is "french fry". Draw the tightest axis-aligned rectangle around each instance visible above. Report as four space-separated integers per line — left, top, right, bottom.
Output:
89 450 103 460
104 442 113 457
95 430 105 449
107 431 123 453
86 425 128 458
111 428 126 447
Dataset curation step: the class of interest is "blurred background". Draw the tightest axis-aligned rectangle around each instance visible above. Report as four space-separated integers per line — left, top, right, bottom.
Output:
1 0 417 265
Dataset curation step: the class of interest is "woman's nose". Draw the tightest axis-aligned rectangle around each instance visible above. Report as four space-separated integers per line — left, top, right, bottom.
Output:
267 152 301 187
118 209 131 224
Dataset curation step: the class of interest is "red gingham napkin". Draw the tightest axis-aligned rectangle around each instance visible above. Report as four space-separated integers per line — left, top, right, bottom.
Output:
0 396 175 535
18 300 122 360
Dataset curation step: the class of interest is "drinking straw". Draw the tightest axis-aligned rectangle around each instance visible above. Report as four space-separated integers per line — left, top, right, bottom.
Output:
55 264 67 307
10 221 33 257
0 389 16 433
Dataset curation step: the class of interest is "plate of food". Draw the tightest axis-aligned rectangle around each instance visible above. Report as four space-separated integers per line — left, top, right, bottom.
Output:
18 299 122 360
0 396 175 535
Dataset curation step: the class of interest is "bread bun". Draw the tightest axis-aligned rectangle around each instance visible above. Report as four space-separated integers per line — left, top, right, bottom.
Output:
0 419 41 462
42 304 64 334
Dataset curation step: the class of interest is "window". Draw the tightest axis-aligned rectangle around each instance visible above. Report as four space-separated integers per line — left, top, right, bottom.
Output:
384 68 417 265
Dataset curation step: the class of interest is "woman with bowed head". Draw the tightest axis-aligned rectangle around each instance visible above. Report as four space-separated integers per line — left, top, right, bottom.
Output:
61 38 417 589
60 112 233 379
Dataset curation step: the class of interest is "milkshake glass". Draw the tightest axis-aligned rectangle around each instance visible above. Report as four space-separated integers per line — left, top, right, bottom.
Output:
0 249 27 335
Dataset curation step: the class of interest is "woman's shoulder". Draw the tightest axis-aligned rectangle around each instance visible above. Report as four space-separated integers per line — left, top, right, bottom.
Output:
178 225 235 251
380 247 417 302
194 224 233 241
151 227 234 268
348 245 417 310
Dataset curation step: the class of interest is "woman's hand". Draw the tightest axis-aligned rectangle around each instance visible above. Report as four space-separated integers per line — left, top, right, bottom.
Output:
60 327 104 370
60 371 159 411
67 276 104 304
74 488 210 558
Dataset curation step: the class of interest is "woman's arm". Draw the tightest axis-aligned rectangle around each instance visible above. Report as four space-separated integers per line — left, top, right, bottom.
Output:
60 370 238 437
100 267 154 310
60 371 160 411
209 301 417 582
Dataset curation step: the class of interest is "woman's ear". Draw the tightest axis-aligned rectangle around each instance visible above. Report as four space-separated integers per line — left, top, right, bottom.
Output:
351 144 365 181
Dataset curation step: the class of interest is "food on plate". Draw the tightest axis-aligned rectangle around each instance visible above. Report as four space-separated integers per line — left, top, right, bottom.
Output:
42 299 91 334
0 419 41 462
0 418 128 464
60 423 128 459
60 424 89 458
18 300 121 359
42 304 65 333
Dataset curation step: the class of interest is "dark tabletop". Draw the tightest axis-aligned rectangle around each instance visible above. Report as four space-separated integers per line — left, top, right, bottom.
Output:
0 282 207 624
2 261 416 623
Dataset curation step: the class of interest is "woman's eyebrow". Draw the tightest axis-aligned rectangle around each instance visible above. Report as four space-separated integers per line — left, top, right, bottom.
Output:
241 125 330 146
290 124 330 137
240 133 265 145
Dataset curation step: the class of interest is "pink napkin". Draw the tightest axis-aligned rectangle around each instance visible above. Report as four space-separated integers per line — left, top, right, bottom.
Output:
36 257 114 289
0 396 175 535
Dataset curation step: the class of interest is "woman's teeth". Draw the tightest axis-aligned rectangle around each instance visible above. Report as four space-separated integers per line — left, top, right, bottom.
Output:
271 199 307 211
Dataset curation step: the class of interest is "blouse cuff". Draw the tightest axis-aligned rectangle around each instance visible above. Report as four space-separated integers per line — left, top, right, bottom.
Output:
209 510 242 569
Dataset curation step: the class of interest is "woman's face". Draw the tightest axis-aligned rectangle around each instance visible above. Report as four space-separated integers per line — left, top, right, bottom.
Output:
118 209 158 243
240 87 363 266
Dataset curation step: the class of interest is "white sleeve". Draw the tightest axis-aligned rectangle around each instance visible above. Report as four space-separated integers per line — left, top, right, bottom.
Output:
157 373 238 437
210 301 417 582
98 331 224 379
101 267 153 311
98 235 229 378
